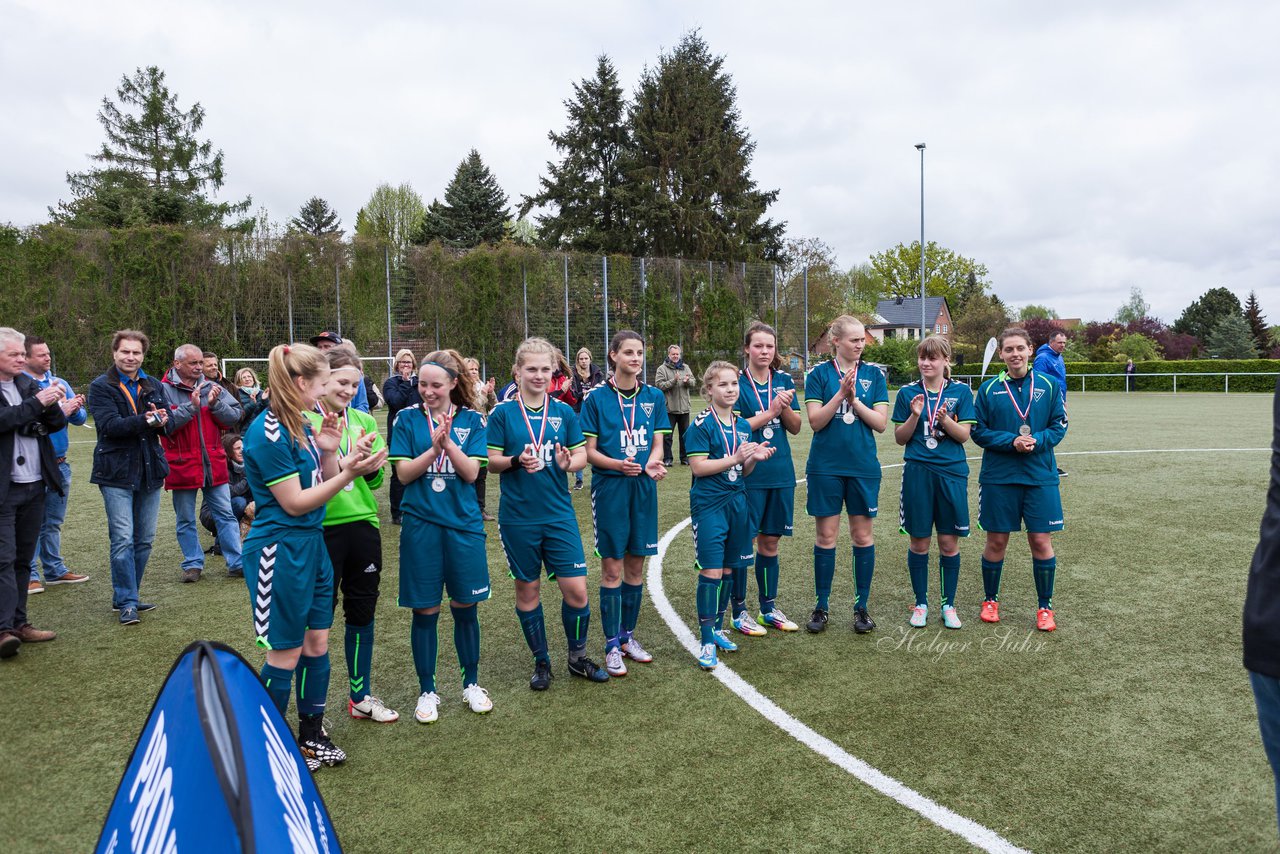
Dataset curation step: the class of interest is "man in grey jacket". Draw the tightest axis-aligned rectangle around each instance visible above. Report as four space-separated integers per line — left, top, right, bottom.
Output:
655 344 697 465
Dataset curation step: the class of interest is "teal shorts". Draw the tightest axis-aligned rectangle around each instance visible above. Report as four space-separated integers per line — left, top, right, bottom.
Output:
898 462 970 539
692 494 753 571
398 518 490 609
747 486 795 537
243 528 333 651
499 516 588 582
806 473 881 518
978 482 1064 534
591 474 659 559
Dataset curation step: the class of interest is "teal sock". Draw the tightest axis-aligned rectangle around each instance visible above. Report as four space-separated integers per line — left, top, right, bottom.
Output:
345 622 373 703
562 601 590 657
600 585 622 651
907 550 929 607
295 654 330 717
411 611 440 693
259 663 293 716
696 574 720 645
716 571 733 627
731 565 749 617
1033 557 1056 609
981 558 1003 601
619 581 643 640
854 544 875 610
450 604 480 688
940 553 961 609
814 546 836 610
755 553 779 612
516 604 549 664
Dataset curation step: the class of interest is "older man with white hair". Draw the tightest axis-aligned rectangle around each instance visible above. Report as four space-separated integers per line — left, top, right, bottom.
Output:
0 327 66 658
159 344 243 583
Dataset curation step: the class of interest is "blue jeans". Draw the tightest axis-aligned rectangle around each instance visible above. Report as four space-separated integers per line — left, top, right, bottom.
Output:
1252 670 1280 837
102 485 161 611
172 485 242 572
29 460 72 581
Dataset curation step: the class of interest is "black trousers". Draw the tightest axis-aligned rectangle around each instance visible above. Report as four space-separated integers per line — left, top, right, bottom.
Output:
389 467 405 517
474 465 488 512
323 520 383 627
665 411 691 464
0 481 46 633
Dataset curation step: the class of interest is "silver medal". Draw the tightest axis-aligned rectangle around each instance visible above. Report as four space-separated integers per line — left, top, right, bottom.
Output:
762 427 774 439
625 444 638 458
925 436 938 450
842 411 856 425
727 468 738 482
1018 423 1032 436
531 458 546 472
343 482 354 492
431 477 446 493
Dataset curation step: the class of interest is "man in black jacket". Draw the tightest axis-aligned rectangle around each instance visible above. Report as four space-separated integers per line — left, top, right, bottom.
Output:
0 327 67 658
1247 376 1280 835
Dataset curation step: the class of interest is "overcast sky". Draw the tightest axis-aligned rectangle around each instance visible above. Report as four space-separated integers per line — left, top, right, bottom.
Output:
4 0 1277 324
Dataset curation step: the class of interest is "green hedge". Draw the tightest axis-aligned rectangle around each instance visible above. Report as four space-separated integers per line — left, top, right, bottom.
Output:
956 359 1280 392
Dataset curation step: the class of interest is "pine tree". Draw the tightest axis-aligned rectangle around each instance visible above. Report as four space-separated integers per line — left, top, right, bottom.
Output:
1205 313 1259 359
415 150 510 248
289 197 342 237
52 65 249 228
1244 291 1271 354
1173 287 1243 341
626 31 785 262
521 55 633 254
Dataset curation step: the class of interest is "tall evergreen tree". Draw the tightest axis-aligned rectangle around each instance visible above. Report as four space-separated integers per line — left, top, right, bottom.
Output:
1244 291 1271 354
415 150 510 248
1205 313 1259 359
521 55 632 254
52 65 249 228
626 31 785 262
289 197 342 237
1172 287 1242 341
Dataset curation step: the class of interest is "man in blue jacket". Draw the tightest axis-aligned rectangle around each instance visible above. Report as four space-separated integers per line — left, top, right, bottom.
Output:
1033 330 1069 477
23 337 90 594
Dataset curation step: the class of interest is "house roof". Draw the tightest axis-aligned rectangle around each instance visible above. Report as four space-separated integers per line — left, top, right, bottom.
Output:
871 296 948 327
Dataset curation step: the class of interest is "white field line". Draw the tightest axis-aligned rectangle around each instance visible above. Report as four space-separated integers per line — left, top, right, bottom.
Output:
644 446 1268 853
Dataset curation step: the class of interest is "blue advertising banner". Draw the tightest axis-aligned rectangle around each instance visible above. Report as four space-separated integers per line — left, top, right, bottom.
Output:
96 641 340 854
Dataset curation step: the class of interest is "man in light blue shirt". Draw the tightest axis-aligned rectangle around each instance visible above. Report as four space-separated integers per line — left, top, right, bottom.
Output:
24 337 90 593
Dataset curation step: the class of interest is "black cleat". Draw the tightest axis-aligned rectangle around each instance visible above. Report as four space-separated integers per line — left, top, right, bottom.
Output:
567 655 610 683
805 608 828 633
853 607 877 634
298 719 346 768
529 658 553 691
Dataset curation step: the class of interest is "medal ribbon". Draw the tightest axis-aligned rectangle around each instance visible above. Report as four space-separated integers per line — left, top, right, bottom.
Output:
613 382 639 454
316 402 350 455
714 411 740 463
746 368 773 415
517 392 548 459
426 404 454 475
1000 371 1033 425
923 379 947 437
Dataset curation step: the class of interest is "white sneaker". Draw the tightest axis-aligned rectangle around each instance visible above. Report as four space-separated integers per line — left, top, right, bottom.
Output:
605 647 628 677
349 694 400 723
942 606 962 630
461 684 493 714
909 604 928 628
414 691 441 724
620 636 653 663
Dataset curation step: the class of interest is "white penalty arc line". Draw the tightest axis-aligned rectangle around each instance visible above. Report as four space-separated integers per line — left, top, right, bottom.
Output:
644 446 1268 854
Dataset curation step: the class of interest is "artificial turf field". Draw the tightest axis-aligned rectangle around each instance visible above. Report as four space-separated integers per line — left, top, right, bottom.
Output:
0 391 1276 852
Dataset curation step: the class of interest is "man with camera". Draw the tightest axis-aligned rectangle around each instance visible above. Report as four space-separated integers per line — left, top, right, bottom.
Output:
0 327 67 659
88 330 170 627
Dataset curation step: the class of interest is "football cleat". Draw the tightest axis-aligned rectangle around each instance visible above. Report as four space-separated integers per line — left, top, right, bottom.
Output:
732 611 767 637
620 636 653 663
567 656 610 682
414 691 441 723
529 659 553 691
711 629 738 652
942 606 962 630
462 684 494 714
805 608 829 633
1036 608 1057 632
980 600 1000 623
853 607 876 634
697 643 718 670
909 605 928 628
759 609 798 632
350 695 400 723
605 647 628 677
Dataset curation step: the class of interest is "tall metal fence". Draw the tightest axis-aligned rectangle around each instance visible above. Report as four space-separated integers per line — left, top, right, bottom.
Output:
0 227 820 389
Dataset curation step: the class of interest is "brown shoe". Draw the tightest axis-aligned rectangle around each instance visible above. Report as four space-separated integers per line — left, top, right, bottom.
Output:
17 624 56 643
181 568 202 583
46 571 90 585
0 632 21 658
481 511 496 522
28 578 44 594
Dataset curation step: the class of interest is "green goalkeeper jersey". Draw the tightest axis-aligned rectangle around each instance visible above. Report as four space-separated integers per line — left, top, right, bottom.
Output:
303 406 386 528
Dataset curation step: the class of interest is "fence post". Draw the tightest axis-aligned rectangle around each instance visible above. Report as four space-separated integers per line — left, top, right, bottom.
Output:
563 254 570 360
286 267 295 343
803 265 809 363
1225 373 1229 393
603 255 610 356
384 246 393 364
522 261 529 339
335 261 342 337
772 264 778 330
640 257 648 382
1173 374 1177 395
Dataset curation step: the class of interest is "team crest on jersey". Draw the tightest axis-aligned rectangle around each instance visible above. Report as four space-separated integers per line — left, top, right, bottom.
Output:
737 431 749 443
640 402 654 417
548 416 563 432
859 378 872 392
1032 387 1045 401
454 427 471 444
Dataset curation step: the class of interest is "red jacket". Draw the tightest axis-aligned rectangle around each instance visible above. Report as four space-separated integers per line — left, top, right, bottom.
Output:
158 368 242 490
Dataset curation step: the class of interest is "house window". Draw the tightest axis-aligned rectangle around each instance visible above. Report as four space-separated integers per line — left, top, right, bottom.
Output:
943 324 949 333
934 324 940 333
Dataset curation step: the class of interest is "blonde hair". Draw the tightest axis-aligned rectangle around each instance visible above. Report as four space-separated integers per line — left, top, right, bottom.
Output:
702 360 738 394
574 347 594 380
394 348 416 367
743 321 783 371
917 334 953 379
512 337 558 375
421 350 478 410
234 367 259 388
829 315 864 340
267 343 327 446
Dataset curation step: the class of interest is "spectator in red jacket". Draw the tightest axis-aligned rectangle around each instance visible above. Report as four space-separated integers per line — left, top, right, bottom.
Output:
159 344 243 583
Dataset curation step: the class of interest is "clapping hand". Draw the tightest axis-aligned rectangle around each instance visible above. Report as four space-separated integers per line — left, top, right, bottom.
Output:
909 394 925 417
554 442 573 471
35 384 65 408
315 411 343 453
430 413 452 451
750 441 775 462
146 402 169 428
60 393 85 416
644 457 667 481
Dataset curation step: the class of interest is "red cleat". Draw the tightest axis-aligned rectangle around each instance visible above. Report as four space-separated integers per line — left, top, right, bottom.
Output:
979 600 1000 623
1036 608 1056 632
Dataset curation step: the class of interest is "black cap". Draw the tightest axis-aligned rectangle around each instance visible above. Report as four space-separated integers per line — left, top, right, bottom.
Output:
310 331 342 346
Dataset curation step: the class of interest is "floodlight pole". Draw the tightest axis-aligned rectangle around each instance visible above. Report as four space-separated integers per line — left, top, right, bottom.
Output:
915 143 926 340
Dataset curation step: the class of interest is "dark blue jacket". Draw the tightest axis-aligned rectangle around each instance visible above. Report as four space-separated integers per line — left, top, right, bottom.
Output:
1246 375 1280 678
88 365 170 491
0 373 67 504
1032 344 1067 403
